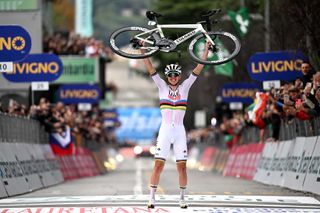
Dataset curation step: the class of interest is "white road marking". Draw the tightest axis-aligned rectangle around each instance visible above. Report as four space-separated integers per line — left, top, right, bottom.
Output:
1 195 319 207
0 207 320 213
133 159 142 195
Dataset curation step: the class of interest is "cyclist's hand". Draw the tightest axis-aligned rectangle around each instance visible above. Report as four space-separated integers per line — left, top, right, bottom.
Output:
138 40 146 53
138 40 145 46
205 39 212 50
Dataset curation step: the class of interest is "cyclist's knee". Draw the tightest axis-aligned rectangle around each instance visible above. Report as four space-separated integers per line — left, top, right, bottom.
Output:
153 160 165 173
176 162 187 173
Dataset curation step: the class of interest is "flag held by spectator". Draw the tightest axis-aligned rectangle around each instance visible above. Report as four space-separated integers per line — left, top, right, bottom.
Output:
228 7 250 37
248 92 269 129
49 126 74 155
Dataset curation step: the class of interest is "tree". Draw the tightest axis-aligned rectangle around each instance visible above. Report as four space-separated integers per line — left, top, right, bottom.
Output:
278 0 320 70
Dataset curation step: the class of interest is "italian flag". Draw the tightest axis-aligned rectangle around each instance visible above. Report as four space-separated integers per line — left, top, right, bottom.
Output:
248 92 268 129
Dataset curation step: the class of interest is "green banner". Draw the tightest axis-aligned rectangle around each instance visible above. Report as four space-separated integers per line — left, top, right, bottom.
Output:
228 7 250 37
194 38 233 77
0 0 38 11
55 56 98 83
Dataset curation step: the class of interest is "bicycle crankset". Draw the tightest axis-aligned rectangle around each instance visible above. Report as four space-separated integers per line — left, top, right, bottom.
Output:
156 38 177 52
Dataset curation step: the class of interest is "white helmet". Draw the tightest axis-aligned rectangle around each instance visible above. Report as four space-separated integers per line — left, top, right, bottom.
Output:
164 64 182 76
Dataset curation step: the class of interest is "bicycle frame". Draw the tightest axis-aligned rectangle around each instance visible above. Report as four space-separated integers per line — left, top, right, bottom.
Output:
135 23 215 49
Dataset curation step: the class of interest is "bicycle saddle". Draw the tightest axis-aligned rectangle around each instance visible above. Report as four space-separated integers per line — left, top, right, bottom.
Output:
201 9 221 17
146 11 162 21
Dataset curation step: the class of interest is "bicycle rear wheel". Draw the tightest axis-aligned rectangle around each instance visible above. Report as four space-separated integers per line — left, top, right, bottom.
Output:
188 31 241 65
109 26 160 59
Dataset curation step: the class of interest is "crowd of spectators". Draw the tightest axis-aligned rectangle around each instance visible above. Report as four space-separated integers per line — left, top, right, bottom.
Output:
189 62 320 149
2 58 319 151
43 31 114 60
0 98 120 146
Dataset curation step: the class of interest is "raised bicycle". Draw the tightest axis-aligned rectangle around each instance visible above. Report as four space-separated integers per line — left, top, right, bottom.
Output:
109 9 241 65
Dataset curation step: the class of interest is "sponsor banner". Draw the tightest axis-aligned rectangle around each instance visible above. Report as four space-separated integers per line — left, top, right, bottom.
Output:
283 137 307 191
0 143 30 196
0 0 38 11
0 25 32 62
115 107 161 143
301 136 320 195
253 142 278 184
58 84 101 104
103 108 120 131
247 51 307 82
269 140 292 187
75 0 93 37
221 83 261 104
55 56 98 83
2 54 63 82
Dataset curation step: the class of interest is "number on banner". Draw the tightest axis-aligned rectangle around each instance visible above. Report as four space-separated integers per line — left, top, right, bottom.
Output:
31 82 49 91
0 62 13 73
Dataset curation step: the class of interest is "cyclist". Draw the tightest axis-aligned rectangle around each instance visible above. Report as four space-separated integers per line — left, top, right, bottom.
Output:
142 41 210 208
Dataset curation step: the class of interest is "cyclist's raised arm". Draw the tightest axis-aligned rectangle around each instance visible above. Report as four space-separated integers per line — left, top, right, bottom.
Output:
192 41 210 76
143 57 156 76
139 41 156 75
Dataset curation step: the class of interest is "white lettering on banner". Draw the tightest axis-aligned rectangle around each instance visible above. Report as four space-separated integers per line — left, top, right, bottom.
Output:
254 137 320 195
117 111 161 133
303 136 320 195
253 142 278 184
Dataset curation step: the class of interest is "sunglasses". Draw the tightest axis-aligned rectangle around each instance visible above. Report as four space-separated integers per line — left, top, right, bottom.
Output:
167 73 179 77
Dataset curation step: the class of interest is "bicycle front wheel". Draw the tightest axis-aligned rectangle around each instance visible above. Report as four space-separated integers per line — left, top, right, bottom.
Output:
109 26 160 59
189 31 241 65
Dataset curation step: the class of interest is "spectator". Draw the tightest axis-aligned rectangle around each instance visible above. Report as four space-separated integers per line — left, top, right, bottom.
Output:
299 62 314 87
43 32 113 60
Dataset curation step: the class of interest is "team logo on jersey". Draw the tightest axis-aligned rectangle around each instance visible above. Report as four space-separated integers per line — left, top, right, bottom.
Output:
168 88 181 100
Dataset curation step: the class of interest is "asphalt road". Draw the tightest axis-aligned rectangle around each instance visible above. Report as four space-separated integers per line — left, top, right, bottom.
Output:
1 157 320 212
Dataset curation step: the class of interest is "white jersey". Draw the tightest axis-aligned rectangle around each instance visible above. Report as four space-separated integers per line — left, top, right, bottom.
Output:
151 72 198 161
151 72 198 126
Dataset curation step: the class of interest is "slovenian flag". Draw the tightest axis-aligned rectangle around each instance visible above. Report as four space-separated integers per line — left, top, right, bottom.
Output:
49 126 74 155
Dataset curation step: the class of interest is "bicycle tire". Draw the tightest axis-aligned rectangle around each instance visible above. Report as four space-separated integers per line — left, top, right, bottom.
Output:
109 26 160 59
188 31 241 65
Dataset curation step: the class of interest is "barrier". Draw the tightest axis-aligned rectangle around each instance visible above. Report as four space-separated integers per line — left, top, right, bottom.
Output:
0 112 110 198
13 143 43 191
40 144 64 185
252 136 320 195
0 181 7 198
303 137 320 195
214 150 229 173
283 137 318 192
223 147 237 177
199 146 217 170
253 142 278 184
0 143 29 196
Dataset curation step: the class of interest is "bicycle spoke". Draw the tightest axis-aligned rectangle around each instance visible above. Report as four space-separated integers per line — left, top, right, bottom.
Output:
189 31 240 65
109 27 159 59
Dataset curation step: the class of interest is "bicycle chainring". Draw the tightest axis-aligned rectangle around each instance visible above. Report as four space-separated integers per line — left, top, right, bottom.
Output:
156 38 177 51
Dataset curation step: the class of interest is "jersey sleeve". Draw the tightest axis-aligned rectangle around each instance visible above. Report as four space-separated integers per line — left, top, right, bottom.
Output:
151 72 166 90
181 72 198 90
